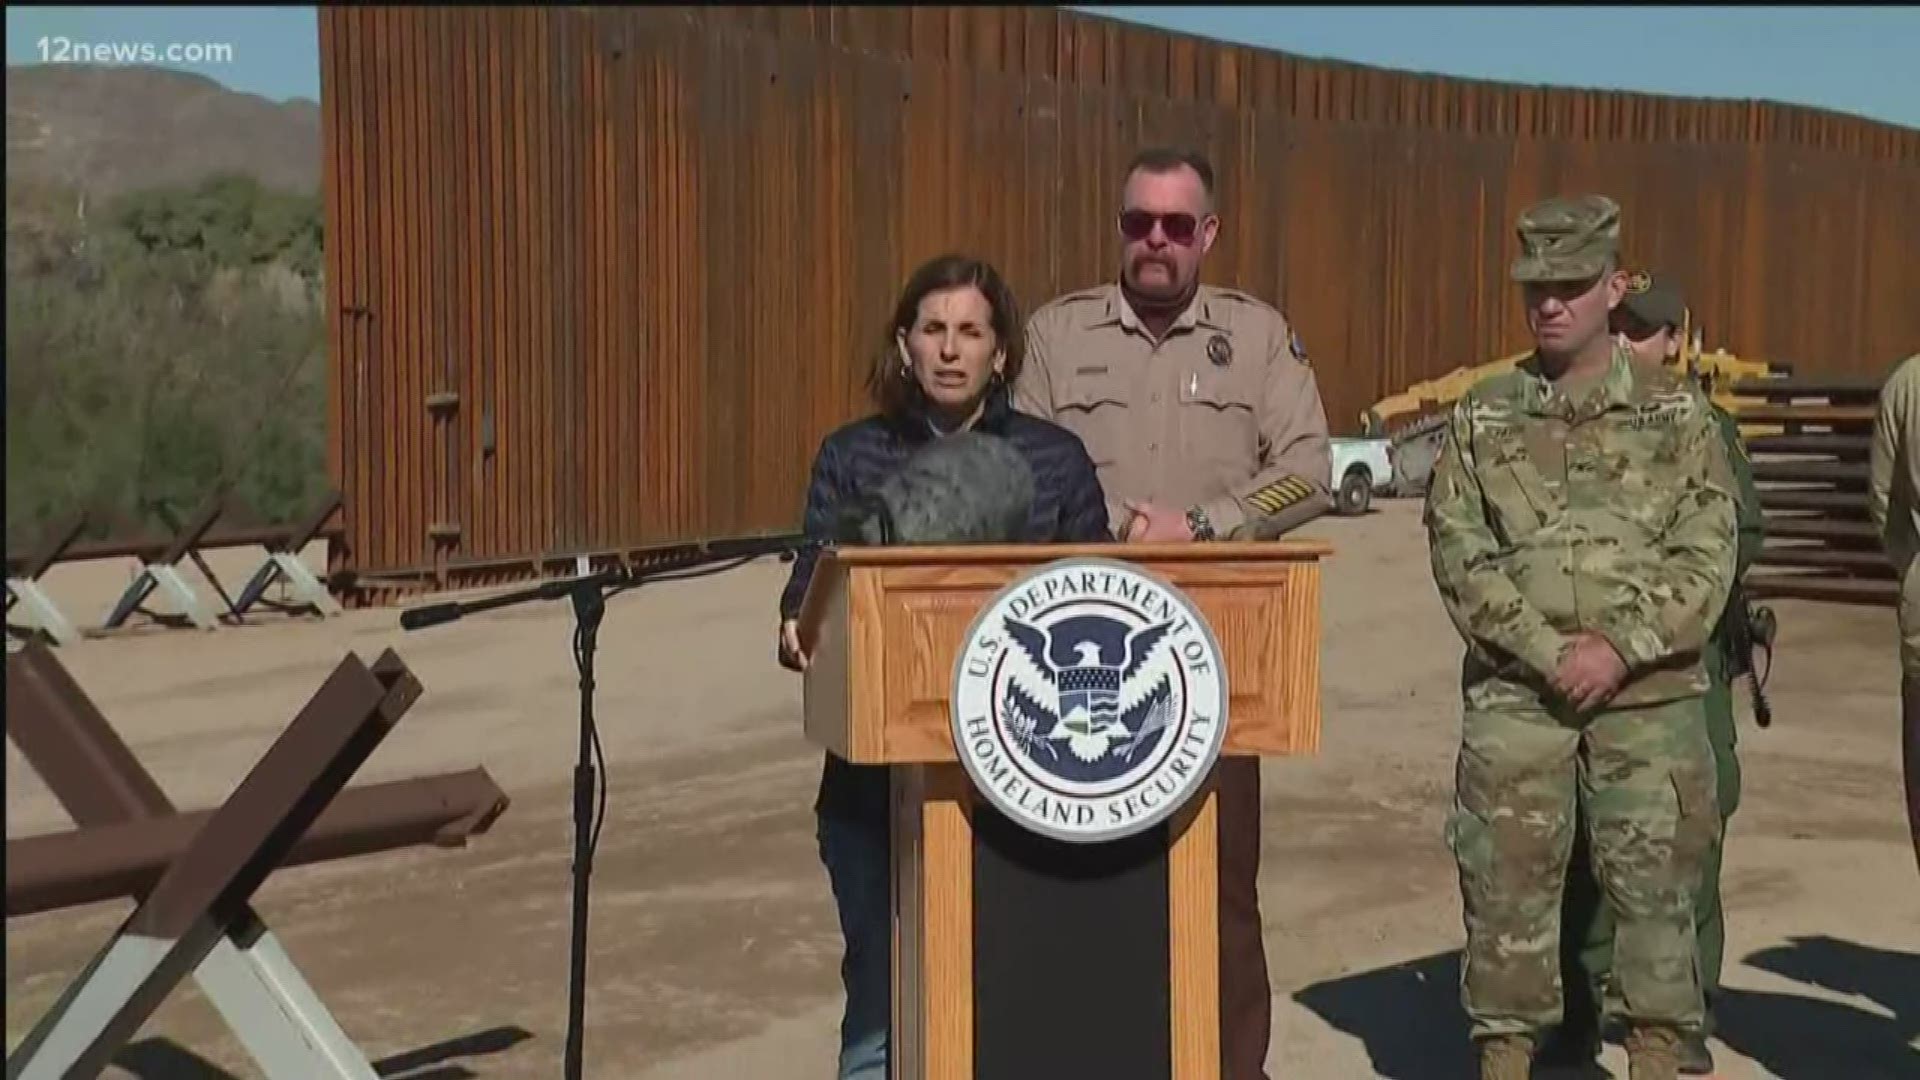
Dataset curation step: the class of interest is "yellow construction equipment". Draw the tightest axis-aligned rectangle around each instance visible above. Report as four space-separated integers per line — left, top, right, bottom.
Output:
1359 348 1529 436
1365 311 1790 495
1359 312 1785 439
1677 311 1786 436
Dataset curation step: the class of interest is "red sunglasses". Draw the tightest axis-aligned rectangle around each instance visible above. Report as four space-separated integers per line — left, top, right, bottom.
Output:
1118 209 1201 245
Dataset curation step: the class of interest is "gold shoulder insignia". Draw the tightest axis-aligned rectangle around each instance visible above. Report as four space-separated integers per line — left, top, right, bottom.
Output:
1244 475 1316 516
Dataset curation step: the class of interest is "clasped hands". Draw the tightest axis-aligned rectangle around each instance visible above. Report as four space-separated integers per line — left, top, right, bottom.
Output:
1552 631 1629 711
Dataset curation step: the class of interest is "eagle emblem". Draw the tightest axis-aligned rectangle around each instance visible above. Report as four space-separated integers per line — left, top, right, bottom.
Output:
998 612 1178 779
949 557 1230 845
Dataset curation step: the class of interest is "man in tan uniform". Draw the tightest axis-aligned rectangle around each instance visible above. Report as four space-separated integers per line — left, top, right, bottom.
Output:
1868 352 1920 872
1015 146 1333 1079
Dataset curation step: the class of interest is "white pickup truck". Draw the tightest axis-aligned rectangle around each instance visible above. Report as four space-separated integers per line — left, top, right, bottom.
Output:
1328 436 1395 515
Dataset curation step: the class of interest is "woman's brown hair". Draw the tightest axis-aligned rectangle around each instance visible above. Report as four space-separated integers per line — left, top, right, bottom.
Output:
867 253 1025 419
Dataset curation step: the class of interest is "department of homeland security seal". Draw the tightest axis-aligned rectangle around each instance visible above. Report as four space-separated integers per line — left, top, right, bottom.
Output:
950 557 1229 845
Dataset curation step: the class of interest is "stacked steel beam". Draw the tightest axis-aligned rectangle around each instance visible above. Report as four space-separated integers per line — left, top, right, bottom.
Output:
1730 374 1893 607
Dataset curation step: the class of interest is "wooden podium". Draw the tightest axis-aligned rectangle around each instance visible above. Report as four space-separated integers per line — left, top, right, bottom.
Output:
797 541 1327 1080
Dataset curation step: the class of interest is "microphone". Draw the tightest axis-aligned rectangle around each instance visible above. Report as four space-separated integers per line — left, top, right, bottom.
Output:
834 430 1036 546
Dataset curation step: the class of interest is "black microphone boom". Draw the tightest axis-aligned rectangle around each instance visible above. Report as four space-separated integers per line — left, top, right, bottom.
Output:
397 601 460 630
395 532 801 1080
398 536 793 630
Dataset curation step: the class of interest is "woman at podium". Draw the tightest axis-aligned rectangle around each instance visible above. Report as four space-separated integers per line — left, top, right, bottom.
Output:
775 252 1112 1079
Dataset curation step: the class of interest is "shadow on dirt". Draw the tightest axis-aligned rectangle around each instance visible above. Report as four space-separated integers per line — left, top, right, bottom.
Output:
1715 935 1919 1080
108 1024 535 1079
1291 936 1919 1079
1291 950 1474 1079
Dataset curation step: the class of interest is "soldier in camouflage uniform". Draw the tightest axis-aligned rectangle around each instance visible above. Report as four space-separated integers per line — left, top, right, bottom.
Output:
1543 270 1766 1075
1423 196 1739 1080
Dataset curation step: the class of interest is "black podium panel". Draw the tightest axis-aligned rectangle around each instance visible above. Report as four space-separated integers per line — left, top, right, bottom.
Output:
971 805 1172 1079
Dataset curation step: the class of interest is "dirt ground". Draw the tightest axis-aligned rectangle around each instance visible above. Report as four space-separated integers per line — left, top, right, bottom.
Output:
7 500 1917 1079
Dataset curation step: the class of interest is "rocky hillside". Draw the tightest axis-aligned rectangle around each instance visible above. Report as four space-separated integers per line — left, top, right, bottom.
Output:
6 64 319 197
6 65 330 548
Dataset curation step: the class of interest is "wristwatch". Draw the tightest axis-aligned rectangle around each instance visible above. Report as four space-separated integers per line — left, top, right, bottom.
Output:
1185 505 1216 541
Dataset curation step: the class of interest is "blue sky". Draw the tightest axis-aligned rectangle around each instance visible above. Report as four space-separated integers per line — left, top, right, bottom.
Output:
8 5 319 103
6 5 1917 131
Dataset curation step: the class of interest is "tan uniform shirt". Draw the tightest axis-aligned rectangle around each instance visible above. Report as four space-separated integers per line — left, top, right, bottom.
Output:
1016 282 1333 539
1869 353 1920 673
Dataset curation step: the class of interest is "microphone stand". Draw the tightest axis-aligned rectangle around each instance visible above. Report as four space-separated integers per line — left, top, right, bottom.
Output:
397 536 804 1080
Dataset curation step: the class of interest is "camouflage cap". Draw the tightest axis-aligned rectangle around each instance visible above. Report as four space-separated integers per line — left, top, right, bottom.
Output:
1509 194 1620 283
1619 268 1686 328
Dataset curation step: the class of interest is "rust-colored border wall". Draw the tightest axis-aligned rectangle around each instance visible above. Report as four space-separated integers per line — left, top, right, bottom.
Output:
319 5 1920 597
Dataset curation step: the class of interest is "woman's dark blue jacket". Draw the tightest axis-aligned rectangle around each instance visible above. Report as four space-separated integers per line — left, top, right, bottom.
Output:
778 384 1113 825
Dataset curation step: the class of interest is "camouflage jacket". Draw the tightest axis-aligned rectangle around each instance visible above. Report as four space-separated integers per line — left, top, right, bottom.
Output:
1424 345 1739 711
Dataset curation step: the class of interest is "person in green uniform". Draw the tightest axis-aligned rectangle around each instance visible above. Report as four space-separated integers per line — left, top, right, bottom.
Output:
1539 269 1765 1076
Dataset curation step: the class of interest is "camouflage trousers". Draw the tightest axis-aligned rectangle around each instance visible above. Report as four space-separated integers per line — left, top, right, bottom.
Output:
1559 682 1739 1036
1446 696 1721 1040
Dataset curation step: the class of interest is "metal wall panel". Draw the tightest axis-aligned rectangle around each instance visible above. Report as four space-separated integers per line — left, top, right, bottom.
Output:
320 5 1920 598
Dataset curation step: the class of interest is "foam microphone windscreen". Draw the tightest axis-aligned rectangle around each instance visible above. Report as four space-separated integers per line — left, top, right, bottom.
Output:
832 430 1037 546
